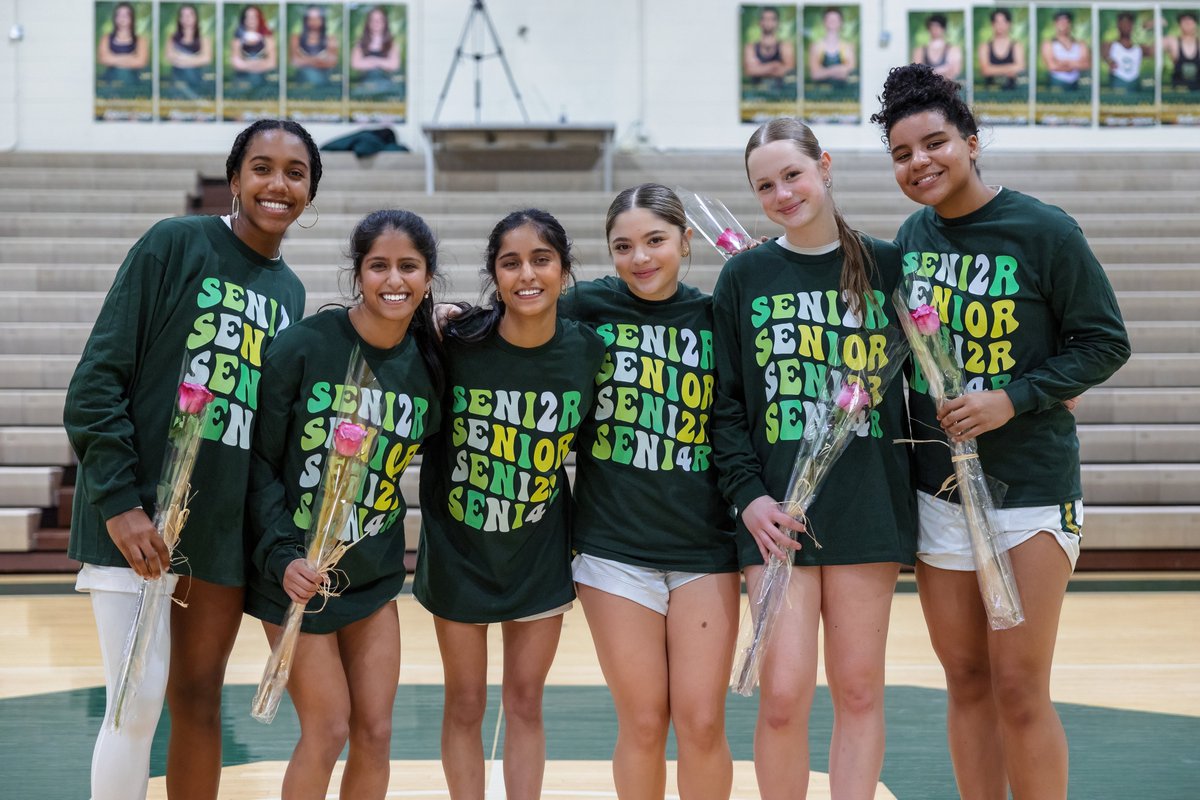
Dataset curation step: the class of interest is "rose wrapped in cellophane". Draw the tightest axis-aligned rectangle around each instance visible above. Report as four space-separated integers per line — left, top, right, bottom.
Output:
109 377 215 730
251 348 380 724
732 329 909 696
893 278 1024 631
675 187 754 259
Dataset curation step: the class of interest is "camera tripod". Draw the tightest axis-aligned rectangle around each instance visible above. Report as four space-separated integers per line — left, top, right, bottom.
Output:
431 0 529 122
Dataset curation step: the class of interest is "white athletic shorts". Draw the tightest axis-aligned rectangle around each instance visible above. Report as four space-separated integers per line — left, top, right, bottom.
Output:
916 490 1082 572
572 552 707 615
470 601 573 626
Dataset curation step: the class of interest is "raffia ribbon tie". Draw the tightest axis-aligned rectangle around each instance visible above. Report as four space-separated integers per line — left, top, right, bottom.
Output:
782 481 822 550
162 501 191 608
893 437 977 499
305 540 364 613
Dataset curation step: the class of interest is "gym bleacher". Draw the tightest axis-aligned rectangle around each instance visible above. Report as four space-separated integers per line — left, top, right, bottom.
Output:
0 148 1196 572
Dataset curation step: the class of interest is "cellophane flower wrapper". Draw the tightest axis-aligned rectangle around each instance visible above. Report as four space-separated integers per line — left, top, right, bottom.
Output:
732 327 909 696
252 346 380 724
109 369 215 731
675 187 754 260
893 281 1024 630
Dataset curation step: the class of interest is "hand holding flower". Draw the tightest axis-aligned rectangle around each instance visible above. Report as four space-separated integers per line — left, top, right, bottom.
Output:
282 558 325 605
937 391 1016 442
106 507 170 580
741 494 805 562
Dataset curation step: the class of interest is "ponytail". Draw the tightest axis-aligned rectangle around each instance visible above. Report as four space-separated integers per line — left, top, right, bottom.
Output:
831 210 879 321
745 117 879 321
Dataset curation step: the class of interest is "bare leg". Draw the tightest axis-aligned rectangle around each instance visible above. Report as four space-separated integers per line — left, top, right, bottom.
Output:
339 602 401 799
821 562 901 799
499 614 563 800
666 573 740 800
433 617 489 800
260 621 349 800
165 576 244 800
577 584 670 800
915 561 1008 800
987 533 1071 800
744 564 822 800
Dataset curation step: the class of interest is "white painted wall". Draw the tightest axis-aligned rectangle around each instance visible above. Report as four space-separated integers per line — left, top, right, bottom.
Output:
0 0 20 150
1 0 1195 153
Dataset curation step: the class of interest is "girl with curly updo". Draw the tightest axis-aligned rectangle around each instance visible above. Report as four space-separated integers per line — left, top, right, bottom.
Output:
872 64 1129 799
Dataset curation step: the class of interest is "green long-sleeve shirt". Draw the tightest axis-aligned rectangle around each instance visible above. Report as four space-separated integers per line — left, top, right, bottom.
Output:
245 308 440 633
65 215 305 585
895 187 1131 507
413 320 606 623
712 237 916 567
559 277 738 573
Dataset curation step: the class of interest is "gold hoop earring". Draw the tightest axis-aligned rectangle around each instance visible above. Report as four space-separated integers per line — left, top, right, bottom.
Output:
495 290 502 302
297 203 319 229
231 195 241 220
681 244 691 258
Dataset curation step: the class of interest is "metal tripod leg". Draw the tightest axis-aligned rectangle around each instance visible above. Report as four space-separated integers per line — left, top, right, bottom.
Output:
430 0 529 123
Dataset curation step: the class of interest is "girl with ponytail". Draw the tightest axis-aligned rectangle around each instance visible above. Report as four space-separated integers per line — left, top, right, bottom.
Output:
563 184 741 799
711 118 916 798
245 209 444 799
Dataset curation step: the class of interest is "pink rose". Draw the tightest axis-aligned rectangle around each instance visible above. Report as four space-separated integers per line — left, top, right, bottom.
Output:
177 382 215 415
910 304 940 336
333 421 367 458
715 227 748 254
836 381 871 415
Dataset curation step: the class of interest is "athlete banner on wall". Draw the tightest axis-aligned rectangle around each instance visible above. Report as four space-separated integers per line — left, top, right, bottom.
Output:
972 6 1031 125
739 4 800 123
348 2 407 122
94 1 154 121
1097 8 1156 126
1034 5 1093 125
159 2 218 121
284 2 345 122
909 10 966 88
222 2 282 121
802 4 861 124
1161 7 1200 124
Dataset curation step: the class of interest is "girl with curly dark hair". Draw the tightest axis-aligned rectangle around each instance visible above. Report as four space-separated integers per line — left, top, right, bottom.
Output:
872 64 1129 800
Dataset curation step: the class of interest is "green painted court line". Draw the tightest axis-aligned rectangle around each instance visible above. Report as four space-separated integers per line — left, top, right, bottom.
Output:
1065 578 1200 592
0 582 79 596
1 684 1196 799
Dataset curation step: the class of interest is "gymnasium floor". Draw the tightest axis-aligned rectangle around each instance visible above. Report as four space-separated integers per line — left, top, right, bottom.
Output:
0 574 1196 799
